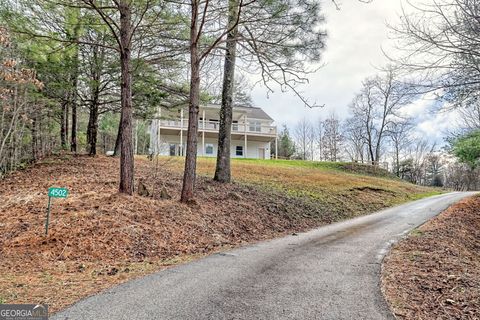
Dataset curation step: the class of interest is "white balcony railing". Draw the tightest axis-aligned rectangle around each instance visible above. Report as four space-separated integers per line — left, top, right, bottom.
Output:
158 119 277 136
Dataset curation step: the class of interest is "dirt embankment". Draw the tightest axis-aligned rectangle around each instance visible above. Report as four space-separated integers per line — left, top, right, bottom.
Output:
382 195 480 320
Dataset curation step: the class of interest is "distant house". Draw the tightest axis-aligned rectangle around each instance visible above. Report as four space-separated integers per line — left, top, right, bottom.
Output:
149 104 278 159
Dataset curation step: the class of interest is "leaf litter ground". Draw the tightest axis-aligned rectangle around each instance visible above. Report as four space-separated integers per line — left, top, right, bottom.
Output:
382 195 480 320
0 154 437 312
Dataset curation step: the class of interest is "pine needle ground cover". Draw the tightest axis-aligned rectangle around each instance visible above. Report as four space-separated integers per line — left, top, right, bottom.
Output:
0 155 438 312
382 195 480 320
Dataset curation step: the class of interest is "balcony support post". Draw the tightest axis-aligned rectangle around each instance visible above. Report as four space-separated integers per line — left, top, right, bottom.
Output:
157 107 162 156
244 114 247 158
180 108 184 156
275 135 278 160
202 109 205 156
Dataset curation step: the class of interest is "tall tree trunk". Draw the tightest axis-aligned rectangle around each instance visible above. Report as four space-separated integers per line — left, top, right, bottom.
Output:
118 0 134 195
70 96 77 152
395 145 400 177
60 102 67 149
69 24 80 153
374 135 382 165
70 59 79 153
368 141 375 165
181 67 200 202
181 4 200 203
113 112 123 156
87 45 101 157
87 103 99 156
65 101 69 144
214 0 239 183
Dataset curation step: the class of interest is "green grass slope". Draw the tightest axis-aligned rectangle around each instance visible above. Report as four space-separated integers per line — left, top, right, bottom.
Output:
158 156 442 220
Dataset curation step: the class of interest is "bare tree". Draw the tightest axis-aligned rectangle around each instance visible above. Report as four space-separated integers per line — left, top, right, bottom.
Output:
390 0 480 109
457 104 480 132
309 123 316 161
400 139 434 185
294 118 313 160
315 118 324 161
388 119 413 177
349 66 414 165
322 113 343 162
425 152 444 187
444 162 479 191
343 116 367 163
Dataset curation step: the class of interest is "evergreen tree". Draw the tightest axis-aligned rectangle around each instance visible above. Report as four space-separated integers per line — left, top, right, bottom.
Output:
277 125 296 159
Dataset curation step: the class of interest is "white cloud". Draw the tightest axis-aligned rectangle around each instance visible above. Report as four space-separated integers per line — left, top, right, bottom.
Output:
248 0 458 145
416 110 460 143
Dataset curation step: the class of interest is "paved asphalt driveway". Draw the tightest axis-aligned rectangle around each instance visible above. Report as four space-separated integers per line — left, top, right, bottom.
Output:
53 192 474 320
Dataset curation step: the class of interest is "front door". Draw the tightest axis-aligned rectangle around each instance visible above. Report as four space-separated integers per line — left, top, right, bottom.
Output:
169 144 176 156
258 148 265 160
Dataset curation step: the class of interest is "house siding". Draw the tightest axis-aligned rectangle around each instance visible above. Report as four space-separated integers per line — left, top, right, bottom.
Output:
149 104 276 160
151 134 271 159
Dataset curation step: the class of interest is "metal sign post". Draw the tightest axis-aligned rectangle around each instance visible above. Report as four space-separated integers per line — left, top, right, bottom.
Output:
45 187 68 236
45 196 52 235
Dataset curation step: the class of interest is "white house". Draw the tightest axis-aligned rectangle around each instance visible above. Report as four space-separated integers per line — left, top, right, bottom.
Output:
149 104 278 159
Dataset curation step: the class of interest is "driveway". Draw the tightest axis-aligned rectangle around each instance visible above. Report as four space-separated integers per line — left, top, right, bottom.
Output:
53 192 474 320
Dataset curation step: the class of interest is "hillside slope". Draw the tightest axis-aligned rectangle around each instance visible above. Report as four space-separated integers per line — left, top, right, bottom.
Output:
0 155 438 312
168 157 438 217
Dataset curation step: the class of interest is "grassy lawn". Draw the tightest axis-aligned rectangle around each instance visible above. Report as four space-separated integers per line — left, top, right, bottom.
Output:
170 156 383 171
215 157 350 170
155 156 442 211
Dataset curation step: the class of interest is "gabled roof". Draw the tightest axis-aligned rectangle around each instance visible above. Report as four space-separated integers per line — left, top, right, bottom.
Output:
203 103 274 121
240 106 274 121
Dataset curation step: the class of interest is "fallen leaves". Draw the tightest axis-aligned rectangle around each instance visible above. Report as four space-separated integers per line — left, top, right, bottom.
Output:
0 155 440 313
382 195 480 320
0 155 319 312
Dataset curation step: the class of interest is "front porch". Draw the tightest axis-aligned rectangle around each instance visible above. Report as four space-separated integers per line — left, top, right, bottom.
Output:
149 105 278 159
154 133 275 160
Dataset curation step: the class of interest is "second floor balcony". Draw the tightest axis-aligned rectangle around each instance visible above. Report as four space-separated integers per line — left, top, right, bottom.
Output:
158 119 277 136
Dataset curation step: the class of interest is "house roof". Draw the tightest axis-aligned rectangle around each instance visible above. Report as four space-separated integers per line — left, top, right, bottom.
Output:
204 103 274 121
243 106 274 121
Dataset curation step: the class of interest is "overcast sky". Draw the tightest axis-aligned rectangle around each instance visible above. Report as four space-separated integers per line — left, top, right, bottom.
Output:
249 0 457 145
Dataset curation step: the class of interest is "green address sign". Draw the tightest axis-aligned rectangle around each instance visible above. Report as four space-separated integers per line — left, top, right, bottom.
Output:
48 187 68 198
45 187 68 235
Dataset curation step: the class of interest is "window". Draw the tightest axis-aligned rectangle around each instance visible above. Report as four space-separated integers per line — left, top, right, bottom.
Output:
249 121 261 132
232 120 239 131
209 119 219 129
236 146 244 156
205 144 214 155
